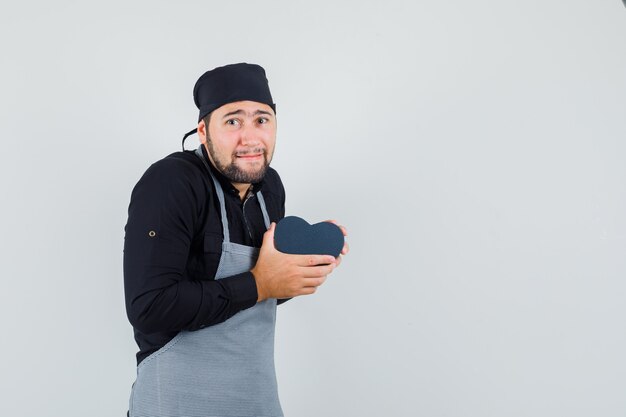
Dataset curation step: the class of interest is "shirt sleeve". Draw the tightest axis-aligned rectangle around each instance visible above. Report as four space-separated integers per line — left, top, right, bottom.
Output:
123 159 258 335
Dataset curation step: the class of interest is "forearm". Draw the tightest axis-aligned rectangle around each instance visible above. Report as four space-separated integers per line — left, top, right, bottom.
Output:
125 269 258 334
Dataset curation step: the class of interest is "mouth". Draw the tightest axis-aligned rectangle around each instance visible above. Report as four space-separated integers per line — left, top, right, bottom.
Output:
235 151 264 161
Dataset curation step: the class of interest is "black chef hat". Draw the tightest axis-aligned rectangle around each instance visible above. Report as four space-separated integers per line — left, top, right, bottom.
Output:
182 63 276 149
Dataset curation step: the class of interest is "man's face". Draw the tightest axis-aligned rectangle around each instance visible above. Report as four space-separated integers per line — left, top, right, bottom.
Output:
199 100 276 184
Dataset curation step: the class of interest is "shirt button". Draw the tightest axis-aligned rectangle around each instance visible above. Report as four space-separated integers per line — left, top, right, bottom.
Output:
148 230 156 237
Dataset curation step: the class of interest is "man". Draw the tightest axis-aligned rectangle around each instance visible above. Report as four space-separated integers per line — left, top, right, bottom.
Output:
123 63 348 417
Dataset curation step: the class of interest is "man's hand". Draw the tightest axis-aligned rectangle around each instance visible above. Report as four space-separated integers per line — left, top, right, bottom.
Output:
251 222 340 302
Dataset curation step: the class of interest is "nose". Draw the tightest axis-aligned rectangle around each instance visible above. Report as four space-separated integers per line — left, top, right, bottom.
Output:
239 124 260 147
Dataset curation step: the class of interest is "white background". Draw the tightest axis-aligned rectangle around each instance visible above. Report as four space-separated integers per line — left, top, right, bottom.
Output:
1 1 625 416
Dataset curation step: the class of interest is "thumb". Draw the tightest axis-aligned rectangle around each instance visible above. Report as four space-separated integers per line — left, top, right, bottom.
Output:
263 222 276 247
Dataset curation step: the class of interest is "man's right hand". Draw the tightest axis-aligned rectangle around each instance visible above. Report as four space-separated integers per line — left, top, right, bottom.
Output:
251 222 338 302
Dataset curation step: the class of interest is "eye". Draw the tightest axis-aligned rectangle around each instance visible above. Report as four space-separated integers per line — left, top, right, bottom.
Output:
226 119 240 126
258 117 269 124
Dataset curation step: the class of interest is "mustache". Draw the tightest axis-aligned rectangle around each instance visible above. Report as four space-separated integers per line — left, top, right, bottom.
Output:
234 148 266 156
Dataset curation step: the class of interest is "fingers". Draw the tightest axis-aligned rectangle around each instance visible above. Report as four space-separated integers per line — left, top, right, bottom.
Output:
324 220 348 237
299 275 329 295
301 264 335 278
300 286 317 295
341 240 349 255
294 254 336 267
302 275 328 287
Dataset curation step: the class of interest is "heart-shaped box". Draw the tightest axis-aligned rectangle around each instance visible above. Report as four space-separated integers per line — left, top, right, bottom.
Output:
274 216 344 257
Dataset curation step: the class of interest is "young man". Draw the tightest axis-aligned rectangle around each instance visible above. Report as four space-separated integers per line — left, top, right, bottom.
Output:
123 63 348 417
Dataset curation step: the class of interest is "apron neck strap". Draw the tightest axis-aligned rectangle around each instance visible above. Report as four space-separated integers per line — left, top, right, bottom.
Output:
256 191 271 230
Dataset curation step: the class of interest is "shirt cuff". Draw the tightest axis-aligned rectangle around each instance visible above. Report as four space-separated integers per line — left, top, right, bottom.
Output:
222 271 259 311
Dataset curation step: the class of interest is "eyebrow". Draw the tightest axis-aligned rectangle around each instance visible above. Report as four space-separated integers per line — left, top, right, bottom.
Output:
222 109 274 119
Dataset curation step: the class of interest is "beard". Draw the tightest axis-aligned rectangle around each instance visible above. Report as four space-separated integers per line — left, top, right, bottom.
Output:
205 137 272 184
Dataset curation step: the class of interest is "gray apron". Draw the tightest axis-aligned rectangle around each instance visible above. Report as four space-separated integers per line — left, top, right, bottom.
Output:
128 147 283 417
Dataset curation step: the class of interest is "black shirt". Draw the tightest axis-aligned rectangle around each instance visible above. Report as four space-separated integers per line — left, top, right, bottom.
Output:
123 146 287 365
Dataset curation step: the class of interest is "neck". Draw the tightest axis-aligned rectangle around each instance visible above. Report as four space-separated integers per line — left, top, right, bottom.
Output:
232 182 251 201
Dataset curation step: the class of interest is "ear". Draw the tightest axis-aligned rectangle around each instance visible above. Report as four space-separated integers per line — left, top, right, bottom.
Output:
197 119 208 145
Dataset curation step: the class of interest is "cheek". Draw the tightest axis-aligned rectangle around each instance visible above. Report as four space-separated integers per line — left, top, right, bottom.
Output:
212 134 238 153
261 130 277 148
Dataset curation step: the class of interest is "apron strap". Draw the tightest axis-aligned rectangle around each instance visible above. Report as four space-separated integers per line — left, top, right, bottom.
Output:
195 147 230 242
256 191 271 230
